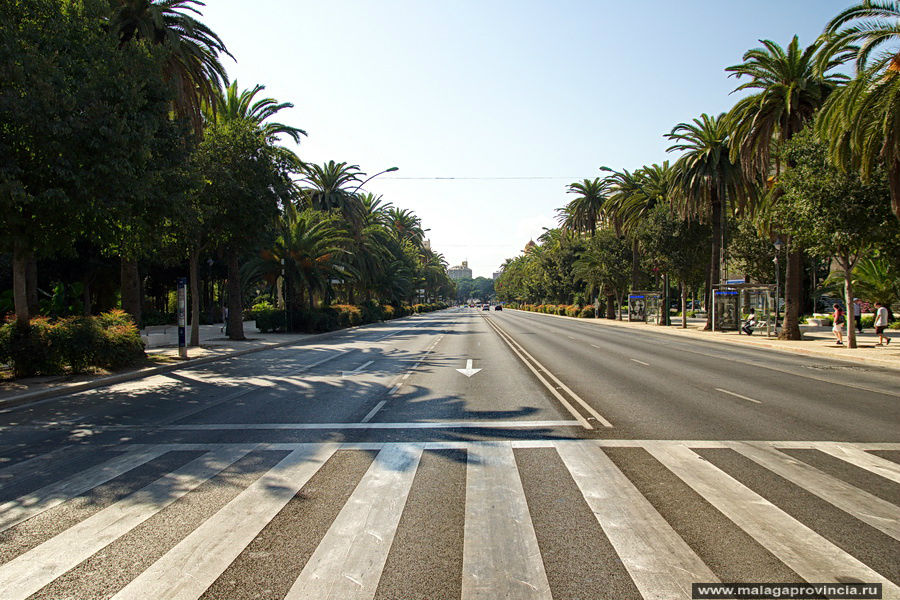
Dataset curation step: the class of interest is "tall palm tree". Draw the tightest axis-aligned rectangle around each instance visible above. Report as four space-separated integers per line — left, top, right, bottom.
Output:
825 1 900 72
726 35 848 339
109 0 232 131
820 2 900 219
299 161 367 228
207 81 306 144
190 81 301 343
666 113 751 330
556 178 611 236
386 207 426 248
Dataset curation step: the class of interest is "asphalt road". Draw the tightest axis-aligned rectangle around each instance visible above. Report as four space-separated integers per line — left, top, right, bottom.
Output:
0 308 897 600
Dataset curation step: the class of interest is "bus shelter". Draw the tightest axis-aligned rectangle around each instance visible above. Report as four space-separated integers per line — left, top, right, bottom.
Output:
628 291 660 323
712 284 776 336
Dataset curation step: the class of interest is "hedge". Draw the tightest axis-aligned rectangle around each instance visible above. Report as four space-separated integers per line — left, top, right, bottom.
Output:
0 310 145 378
246 302 447 334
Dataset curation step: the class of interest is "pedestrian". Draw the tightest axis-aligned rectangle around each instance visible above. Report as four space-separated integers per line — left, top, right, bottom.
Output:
742 308 758 335
853 298 863 333
874 301 892 346
221 305 229 334
832 304 846 345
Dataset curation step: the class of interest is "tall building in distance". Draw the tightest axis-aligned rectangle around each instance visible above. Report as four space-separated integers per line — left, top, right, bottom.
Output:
492 269 503 280
448 260 473 281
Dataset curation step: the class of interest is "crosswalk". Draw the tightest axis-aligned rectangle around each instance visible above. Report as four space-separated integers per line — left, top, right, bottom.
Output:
0 439 898 600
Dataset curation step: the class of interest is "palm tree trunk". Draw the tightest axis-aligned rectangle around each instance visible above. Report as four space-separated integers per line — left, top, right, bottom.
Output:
705 192 722 330
890 158 900 219
226 250 245 340
120 258 142 326
189 247 201 346
12 239 30 326
779 238 803 340
605 293 616 319
631 238 641 289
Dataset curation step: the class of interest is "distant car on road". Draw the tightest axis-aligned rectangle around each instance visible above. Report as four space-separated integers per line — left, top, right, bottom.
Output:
494 305 503 311
482 304 490 311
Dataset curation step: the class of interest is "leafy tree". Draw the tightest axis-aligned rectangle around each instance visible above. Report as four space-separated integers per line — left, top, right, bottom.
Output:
192 118 292 339
1 0 172 325
634 204 710 327
778 129 893 347
572 229 630 318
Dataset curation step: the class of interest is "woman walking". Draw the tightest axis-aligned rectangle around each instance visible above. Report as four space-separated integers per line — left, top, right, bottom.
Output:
832 304 846 346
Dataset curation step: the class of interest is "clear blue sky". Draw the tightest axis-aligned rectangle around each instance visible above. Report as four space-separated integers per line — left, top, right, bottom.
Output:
201 0 850 278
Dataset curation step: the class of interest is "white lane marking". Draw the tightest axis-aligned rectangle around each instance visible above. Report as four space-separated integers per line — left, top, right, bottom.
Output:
715 388 762 404
111 445 337 600
590 344 601 349
567 335 576 340
486 317 612 428
556 441 716 598
630 358 650 366
360 400 387 423
732 442 900 541
341 360 374 377
285 444 424 600
299 349 353 372
813 443 900 485
388 383 402 395
482 317 591 429
647 444 900 593
0 447 255 600
0 446 172 533
456 359 482 377
462 443 551 600
164 420 583 430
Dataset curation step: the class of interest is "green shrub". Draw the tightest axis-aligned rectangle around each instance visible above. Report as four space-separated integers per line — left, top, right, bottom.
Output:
332 304 363 326
579 306 595 318
564 305 579 317
359 301 383 323
382 305 395 320
252 306 285 333
140 310 175 327
889 320 900 330
860 316 875 329
0 311 144 378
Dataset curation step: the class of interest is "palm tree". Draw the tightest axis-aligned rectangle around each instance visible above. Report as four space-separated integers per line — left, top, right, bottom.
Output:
299 161 367 228
346 193 393 303
109 0 232 131
820 2 900 219
666 113 751 330
386 207 426 248
825 1 900 72
190 81 301 343
109 0 232 326
246 206 350 314
726 35 848 339
556 178 612 236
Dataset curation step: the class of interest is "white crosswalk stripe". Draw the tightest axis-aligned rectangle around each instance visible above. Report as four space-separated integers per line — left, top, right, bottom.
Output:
0 439 897 600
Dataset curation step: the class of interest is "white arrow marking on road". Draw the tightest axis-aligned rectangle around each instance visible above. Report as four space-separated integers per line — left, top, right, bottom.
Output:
342 360 374 378
456 359 482 378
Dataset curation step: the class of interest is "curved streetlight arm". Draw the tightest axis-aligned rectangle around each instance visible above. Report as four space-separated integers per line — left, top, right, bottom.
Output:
351 166 398 194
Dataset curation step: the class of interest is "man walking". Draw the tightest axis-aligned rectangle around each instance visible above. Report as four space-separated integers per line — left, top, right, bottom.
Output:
874 301 891 346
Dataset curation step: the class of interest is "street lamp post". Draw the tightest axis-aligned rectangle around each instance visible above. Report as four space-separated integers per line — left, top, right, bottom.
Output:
351 166 399 194
773 239 783 332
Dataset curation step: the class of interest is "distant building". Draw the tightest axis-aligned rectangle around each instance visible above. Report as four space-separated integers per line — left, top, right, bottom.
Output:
448 260 473 281
492 270 503 280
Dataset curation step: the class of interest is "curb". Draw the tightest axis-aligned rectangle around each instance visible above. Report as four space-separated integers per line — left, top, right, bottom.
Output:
0 314 431 411
508 309 900 371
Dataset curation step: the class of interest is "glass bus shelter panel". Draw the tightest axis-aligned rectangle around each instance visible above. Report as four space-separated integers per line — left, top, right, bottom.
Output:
714 289 740 331
740 288 775 337
628 295 648 322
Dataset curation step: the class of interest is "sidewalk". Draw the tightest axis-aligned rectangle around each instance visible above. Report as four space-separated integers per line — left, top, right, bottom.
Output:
512 310 900 371
0 320 315 409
